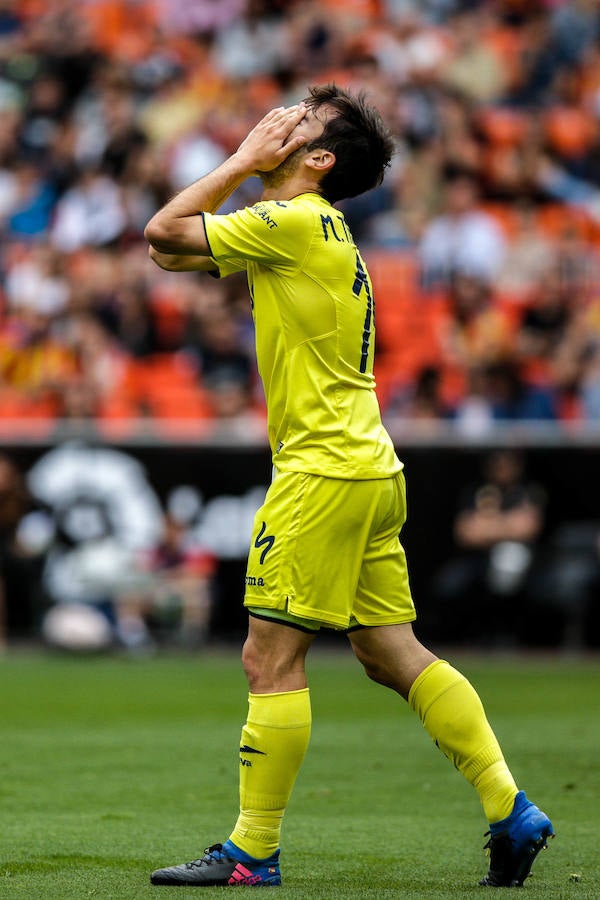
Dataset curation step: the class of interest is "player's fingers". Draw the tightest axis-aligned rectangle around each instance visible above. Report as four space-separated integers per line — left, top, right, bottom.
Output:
268 103 305 125
276 134 307 160
255 107 287 127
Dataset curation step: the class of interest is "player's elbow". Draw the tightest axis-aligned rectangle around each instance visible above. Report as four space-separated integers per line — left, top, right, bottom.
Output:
144 214 172 252
147 245 175 271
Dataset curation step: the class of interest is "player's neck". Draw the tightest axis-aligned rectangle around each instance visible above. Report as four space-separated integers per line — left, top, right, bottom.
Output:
261 173 324 203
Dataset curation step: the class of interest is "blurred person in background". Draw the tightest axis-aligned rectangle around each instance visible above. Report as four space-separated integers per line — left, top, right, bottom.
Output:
495 203 555 300
117 500 217 652
183 300 254 390
4 244 70 319
432 449 547 647
50 164 127 252
479 359 558 422
419 166 506 289
516 266 571 369
439 8 507 104
0 452 36 648
385 363 452 424
0 304 77 410
439 273 514 372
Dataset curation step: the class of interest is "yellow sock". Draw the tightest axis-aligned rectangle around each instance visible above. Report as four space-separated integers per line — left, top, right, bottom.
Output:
408 660 518 823
229 689 311 858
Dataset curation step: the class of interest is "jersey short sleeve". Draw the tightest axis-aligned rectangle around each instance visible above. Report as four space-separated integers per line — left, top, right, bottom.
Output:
209 256 247 278
203 201 313 270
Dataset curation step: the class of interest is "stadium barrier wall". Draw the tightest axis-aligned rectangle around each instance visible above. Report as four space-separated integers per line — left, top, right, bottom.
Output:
3 421 599 642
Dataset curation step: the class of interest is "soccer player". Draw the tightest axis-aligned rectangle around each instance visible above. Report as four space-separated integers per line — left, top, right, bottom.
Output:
144 85 554 889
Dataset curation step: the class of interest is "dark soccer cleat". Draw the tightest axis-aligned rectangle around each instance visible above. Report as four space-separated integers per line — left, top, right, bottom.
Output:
150 841 281 887
479 791 554 887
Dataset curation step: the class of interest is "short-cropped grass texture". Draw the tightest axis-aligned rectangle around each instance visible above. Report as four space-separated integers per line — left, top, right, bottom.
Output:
1 648 599 898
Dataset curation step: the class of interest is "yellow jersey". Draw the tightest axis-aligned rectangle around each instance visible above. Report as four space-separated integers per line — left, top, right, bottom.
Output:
203 191 401 479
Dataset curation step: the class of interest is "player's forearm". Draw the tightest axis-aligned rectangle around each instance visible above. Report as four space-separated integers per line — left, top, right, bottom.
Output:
146 104 307 256
163 153 252 219
144 153 252 255
148 246 218 272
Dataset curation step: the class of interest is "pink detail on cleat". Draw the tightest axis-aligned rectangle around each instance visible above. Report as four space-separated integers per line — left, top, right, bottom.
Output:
228 863 263 885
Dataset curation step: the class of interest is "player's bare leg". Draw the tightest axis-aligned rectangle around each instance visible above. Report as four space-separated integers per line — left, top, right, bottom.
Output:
241 614 315 693
348 622 554 886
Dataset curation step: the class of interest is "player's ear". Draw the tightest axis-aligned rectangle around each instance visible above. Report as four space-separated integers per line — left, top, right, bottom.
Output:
305 149 335 174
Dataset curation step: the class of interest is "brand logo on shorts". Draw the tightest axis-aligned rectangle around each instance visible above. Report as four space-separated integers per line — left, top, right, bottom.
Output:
245 576 265 586
254 521 275 564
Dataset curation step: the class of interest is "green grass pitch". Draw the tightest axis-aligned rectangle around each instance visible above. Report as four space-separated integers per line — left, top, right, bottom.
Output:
1 648 599 899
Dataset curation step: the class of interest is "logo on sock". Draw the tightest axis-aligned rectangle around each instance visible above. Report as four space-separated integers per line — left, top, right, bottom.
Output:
239 744 266 767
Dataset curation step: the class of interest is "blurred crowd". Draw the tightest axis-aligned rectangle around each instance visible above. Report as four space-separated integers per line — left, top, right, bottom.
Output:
3 0 600 430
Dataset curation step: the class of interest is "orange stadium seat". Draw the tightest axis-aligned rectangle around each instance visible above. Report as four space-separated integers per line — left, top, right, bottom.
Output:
121 354 198 402
0 390 30 419
481 203 519 238
150 294 186 347
544 107 595 159
97 394 140 420
535 204 592 241
148 383 213 420
478 107 528 148
0 390 57 420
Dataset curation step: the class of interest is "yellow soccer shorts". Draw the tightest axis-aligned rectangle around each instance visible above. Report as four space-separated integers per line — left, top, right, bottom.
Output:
244 469 416 631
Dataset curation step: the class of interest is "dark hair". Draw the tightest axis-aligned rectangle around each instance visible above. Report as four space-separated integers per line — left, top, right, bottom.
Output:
303 84 394 203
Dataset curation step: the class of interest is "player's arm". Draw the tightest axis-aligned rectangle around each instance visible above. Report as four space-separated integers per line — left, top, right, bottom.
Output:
148 247 218 272
144 105 308 257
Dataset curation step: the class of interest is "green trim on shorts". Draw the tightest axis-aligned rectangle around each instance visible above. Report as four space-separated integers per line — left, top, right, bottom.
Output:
247 605 366 634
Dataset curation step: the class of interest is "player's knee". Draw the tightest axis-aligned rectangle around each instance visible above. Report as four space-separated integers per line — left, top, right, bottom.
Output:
241 636 264 688
355 648 395 689
242 633 308 693
241 635 285 691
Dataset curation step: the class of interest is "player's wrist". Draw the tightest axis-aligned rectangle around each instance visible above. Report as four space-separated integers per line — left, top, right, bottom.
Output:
229 150 260 179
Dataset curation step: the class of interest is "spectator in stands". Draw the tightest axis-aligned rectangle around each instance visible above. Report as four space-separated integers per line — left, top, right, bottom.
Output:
439 273 514 371
452 357 558 436
67 313 128 403
481 359 558 422
4 244 70 319
516 267 571 371
213 0 287 80
2 0 600 434
154 0 245 37
386 364 452 423
495 203 555 300
419 166 506 289
432 449 546 645
183 297 254 392
50 165 127 252
5 159 56 239
109 283 161 358
0 305 77 405
20 71 69 163
440 8 507 103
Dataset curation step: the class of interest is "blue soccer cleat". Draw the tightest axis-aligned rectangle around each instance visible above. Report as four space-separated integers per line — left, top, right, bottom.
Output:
479 791 555 887
151 841 281 887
